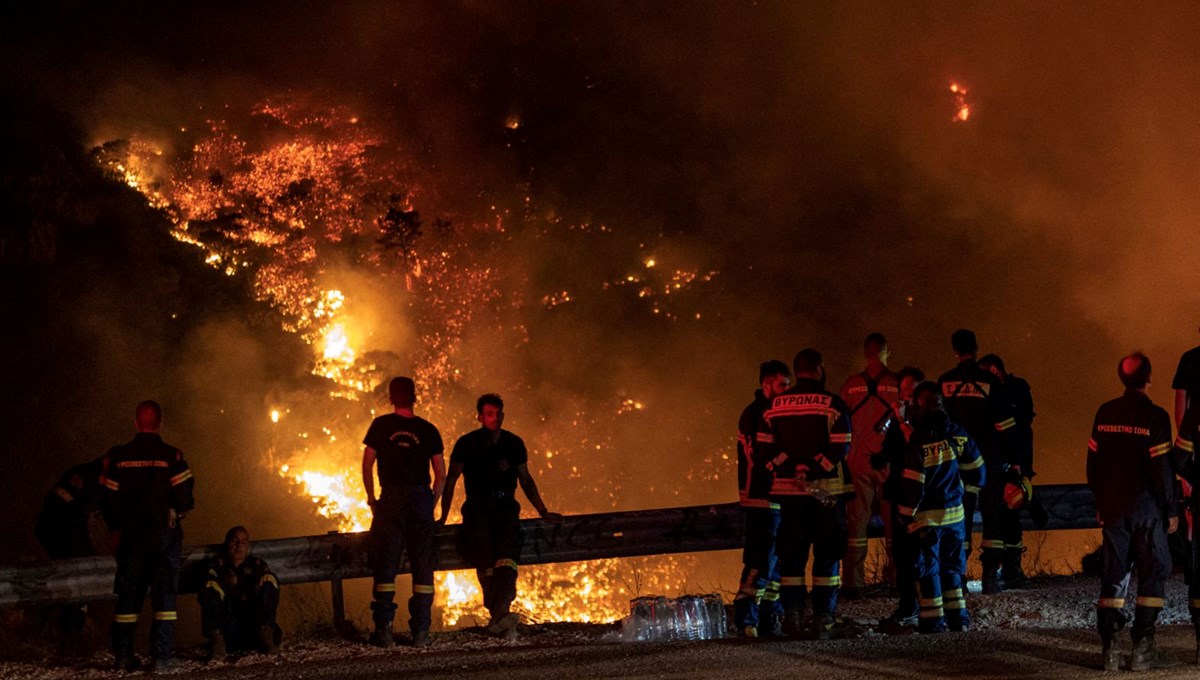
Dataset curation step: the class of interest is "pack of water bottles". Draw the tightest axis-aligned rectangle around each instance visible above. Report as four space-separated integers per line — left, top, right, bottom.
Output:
621 594 728 642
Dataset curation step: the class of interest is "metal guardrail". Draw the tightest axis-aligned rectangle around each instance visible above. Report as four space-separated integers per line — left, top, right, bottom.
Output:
0 484 1095 611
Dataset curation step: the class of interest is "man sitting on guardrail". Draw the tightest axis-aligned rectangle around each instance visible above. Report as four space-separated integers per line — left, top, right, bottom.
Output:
198 526 281 662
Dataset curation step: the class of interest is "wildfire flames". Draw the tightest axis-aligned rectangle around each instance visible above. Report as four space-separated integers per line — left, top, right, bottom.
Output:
95 99 721 626
950 82 971 122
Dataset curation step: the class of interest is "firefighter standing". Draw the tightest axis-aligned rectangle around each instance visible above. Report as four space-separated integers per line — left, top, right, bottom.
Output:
1171 327 1200 428
937 329 1014 593
36 459 103 652
896 382 985 633
199 526 281 661
1088 352 1176 671
99 400 194 673
1172 396 1200 663
733 360 791 637
759 349 853 639
362 376 445 648
874 366 925 628
439 394 561 638
840 333 899 599
979 353 1036 587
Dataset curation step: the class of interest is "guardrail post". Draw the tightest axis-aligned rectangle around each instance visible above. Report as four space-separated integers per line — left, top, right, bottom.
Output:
328 530 347 634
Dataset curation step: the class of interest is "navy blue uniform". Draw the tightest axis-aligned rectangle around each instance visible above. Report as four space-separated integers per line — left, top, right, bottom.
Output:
758 379 853 631
897 412 985 632
451 428 528 621
100 433 194 664
1170 409 1200 639
880 408 919 622
364 413 442 635
734 390 782 633
199 555 280 651
1087 390 1174 648
36 460 102 643
997 375 1035 580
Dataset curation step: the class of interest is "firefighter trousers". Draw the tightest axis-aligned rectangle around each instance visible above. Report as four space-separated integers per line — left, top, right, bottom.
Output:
1096 507 1170 642
459 498 524 620
199 577 280 650
112 527 182 661
369 486 437 633
844 456 891 592
776 495 847 619
913 522 968 632
734 505 782 629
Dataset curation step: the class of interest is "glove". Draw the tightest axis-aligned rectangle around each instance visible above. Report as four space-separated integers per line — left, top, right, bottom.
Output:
869 452 889 471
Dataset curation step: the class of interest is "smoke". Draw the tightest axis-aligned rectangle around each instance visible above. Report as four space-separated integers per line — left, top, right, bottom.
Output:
5 1 1200 560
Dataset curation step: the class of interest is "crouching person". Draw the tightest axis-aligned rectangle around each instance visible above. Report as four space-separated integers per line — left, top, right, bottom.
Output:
897 382 985 634
199 526 281 661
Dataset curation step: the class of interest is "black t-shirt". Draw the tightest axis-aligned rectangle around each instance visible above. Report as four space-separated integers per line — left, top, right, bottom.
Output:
1172 346 1200 409
450 428 528 501
363 414 443 487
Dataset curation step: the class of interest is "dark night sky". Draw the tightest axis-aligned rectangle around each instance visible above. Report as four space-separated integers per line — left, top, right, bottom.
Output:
3 1 1200 559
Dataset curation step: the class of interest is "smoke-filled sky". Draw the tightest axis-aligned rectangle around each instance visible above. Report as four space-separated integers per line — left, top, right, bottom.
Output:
4 1 1200 559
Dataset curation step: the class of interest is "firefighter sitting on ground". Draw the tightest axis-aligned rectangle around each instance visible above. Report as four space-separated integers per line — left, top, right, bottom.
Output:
199 526 281 661
439 393 562 638
36 458 103 656
895 381 985 633
1088 352 1176 671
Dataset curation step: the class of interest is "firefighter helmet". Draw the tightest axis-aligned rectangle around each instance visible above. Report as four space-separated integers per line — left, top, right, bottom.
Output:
1003 470 1034 511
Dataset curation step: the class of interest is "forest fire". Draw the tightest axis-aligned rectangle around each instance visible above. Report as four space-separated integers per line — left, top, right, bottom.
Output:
93 99 711 626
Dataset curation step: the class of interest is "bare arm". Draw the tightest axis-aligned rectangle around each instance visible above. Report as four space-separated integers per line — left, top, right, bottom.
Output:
1177 389 1189 430
517 463 561 520
430 454 446 500
437 461 463 525
362 447 377 506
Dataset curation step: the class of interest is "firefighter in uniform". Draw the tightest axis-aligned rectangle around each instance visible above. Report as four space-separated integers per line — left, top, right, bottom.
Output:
980 353 1036 588
734 360 791 637
362 376 445 648
896 382 985 633
440 393 561 639
99 400 194 673
758 349 853 639
1088 352 1176 671
1173 394 1200 663
36 459 103 653
874 366 925 628
937 329 1015 593
840 333 899 599
199 526 281 661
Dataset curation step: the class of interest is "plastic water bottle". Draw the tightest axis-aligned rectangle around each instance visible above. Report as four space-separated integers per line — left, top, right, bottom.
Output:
703 594 727 639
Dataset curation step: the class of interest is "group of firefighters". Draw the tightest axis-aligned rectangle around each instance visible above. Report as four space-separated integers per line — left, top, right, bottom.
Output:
31 327 1200 672
733 328 1200 671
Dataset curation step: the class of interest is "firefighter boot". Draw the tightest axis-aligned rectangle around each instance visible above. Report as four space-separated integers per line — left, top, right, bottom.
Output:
782 609 806 639
760 610 784 637
981 559 1005 595
206 630 226 663
811 614 836 641
369 601 396 647
111 622 140 672
1130 610 1175 672
258 625 280 655
1097 607 1124 672
1003 547 1028 589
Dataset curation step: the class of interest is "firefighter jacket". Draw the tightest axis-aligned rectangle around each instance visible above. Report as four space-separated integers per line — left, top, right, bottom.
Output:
897 410 985 532
100 432 195 541
1172 407 1200 504
840 369 899 463
937 359 1015 467
758 378 853 498
1086 389 1174 523
737 390 776 508
203 554 278 604
1003 375 1036 476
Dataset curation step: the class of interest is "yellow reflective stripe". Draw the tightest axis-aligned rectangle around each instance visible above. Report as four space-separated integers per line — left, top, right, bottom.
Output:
207 569 219 578
740 497 772 509
810 576 840 587
780 576 807 586
1097 598 1125 608
55 487 74 502
374 583 396 593
922 443 956 467
919 597 944 606
102 476 119 491
994 418 1015 431
828 433 852 444
958 456 983 471
170 469 194 486
945 599 965 610
205 580 225 600
755 432 774 443
1176 436 1195 453
848 537 870 547
260 574 278 589
154 611 177 621
963 484 981 494
902 469 925 483
1136 596 1164 608
944 588 963 598
413 584 435 594
761 591 780 601
1088 438 1099 452
1149 442 1172 458
768 502 781 511
114 613 138 623
494 559 519 570
919 608 945 618
897 505 915 517
767 581 781 589
979 539 1005 550
913 504 964 528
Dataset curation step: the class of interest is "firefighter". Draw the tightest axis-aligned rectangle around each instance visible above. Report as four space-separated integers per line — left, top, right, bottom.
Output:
873 366 924 628
733 360 791 637
937 329 1014 593
896 382 985 633
35 459 103 654
1088 352 1176 671
99 400 194 673
198 526 281 661
362 376 445 648
759 349 853 639
1172 326 1200 428
840 333 899 600
439 394 561 639
1173 397 1200 663
979 353 1036 588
